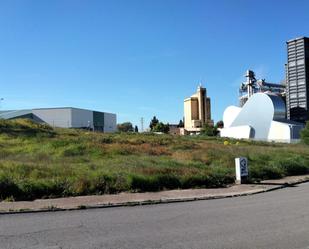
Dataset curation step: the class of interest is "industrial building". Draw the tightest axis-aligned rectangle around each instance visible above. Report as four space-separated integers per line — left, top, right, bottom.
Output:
221 69 304 143
220 36 309 143
220 92 303 143
286 37 309 123
239 70 286 107
181 84 213 135
0 107 117 132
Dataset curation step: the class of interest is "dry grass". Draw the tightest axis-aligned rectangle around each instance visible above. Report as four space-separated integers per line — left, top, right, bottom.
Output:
0 119 309 200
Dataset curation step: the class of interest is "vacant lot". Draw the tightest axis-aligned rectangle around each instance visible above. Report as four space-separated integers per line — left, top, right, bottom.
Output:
0 119 309 201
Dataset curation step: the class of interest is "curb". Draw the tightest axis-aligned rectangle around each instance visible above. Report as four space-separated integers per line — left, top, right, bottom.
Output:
1 179 308 215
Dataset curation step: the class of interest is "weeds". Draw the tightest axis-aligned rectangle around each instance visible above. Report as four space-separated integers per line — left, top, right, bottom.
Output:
0 119 309 200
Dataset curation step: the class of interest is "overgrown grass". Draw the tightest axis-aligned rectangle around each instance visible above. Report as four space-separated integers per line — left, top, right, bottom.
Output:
0 119 309 201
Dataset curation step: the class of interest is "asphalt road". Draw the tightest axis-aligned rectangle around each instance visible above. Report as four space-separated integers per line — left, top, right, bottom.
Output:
1 183 309 249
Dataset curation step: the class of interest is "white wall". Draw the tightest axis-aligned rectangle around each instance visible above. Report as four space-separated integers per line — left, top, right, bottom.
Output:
220 125 252 139
268 121 291 142
104 113 117 132
268 121 304 142
71 108 93 128
34 108 116 132
33 108 72 128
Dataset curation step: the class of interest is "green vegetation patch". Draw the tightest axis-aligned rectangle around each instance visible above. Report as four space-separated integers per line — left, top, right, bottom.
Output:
0 119 309 201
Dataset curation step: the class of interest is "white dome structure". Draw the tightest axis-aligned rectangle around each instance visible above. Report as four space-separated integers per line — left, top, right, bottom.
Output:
220 93 304 143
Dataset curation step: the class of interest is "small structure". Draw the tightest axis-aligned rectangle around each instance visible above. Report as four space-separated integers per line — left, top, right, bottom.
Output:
220 93 303 143
168 124 180 135
235 157 249 184
0 107 117 132
181 85 213 135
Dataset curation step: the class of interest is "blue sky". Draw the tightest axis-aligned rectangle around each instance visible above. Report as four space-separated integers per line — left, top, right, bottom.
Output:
0 0 309 128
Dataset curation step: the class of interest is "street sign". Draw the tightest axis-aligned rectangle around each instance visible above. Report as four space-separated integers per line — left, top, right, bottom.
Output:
235 157 248 184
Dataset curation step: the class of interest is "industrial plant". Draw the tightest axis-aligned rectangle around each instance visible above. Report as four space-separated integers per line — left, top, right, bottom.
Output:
181 84 213 135
220 36 309 142
238 70 286 107
0 107 117 132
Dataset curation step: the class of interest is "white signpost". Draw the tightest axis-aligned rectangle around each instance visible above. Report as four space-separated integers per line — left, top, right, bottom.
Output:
235 157 248 184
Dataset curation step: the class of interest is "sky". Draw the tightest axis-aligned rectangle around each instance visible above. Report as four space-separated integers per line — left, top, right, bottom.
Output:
0 0 309 129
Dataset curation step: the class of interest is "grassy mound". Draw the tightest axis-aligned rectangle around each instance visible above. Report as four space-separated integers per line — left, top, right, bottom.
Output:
0 119 55 137
0 119 308 201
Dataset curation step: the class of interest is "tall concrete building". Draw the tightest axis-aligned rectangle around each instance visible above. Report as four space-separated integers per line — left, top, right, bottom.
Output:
182 85 213 134
286 37 309 123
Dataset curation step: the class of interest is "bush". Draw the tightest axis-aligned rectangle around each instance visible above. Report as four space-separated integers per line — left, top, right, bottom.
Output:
181 175 210 188
117 122 134 132
208 167 234 187
0 174 21 200
201 123 216 136
250 163 284 180
60 144 86 157
92 173 130 194
152 122 170 134
277 156 309 175
250 155 309 181
18 179 64 200
301 122 309 145
131 174 181 192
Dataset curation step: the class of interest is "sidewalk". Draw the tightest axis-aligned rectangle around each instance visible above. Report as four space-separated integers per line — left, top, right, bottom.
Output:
1 174 309 214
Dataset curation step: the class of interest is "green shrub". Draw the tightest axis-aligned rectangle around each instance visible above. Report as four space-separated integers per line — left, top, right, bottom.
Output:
156 175 182 189
128 175 154 191
208 167 234 187
181 175 210 188
249 163 284 180
277 156 309 175
60 144 86 157
100 137 114 144
92 173 130 194
301 122 309 145
131 174 181 192
0 174 21 200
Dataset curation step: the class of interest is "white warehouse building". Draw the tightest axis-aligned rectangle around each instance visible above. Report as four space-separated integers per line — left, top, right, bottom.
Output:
0 107 117 133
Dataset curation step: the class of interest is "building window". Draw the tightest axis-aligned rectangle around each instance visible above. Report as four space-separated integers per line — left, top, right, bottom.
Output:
289 80 297 86
297 59 305 65
289 61 296 67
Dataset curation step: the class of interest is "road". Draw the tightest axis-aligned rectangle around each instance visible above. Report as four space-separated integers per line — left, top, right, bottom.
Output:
1 183 309 249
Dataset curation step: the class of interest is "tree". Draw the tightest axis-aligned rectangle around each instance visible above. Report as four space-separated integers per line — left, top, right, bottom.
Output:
153 122 170 133
201 123 215 136
117 122 134 132
134 125 139 133
216 120 224 129
178 119 184 128
149 116 159 130
301 122 309 144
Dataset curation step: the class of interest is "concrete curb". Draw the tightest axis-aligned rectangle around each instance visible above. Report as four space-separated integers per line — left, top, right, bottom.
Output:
1 177 308 215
